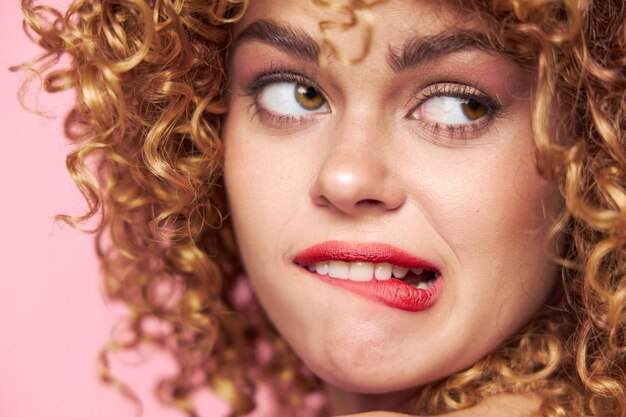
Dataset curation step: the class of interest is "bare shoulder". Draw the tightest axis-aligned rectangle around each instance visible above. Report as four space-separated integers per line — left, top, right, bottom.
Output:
445 394 540 417
334 413 417 417
336 393 540 417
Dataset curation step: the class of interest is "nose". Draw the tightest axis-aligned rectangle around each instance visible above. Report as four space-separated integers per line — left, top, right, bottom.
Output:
309 131 406 216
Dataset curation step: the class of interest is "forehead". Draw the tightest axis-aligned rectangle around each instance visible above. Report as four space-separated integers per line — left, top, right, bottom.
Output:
233 0 490 47
230 0 512 74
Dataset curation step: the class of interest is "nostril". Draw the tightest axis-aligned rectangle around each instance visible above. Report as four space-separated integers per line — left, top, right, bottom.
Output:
357 199 383 206
316 195 332 207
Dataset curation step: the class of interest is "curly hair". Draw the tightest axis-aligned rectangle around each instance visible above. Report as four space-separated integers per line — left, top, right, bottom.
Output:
12 0 625 416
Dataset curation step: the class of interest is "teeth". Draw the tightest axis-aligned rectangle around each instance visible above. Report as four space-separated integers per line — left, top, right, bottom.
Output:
315 261 328 275
392 266 409 279
328 261 350 279
306 261 436 285
349 262 374 282
374 263 392 280
414 276 436 290
416 281 431 290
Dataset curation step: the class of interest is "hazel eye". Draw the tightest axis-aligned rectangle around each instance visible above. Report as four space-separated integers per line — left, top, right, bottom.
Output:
414 96 489 125
295 84 326 110
257 81 330 115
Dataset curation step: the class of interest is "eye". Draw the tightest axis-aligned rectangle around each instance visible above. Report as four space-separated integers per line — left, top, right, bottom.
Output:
407 83 501 139
414 96 489 125
257 81 330 116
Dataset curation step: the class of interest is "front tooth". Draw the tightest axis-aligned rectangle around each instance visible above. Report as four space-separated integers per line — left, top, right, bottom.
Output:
411 268 424 275
374 263 392 280
349 262 374 282
392 266 409 279
328 261 349 279
315 261 329 275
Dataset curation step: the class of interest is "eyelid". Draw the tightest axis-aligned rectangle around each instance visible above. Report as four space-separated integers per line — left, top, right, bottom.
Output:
412 82 499 109
407 82 502 140
243 68 330 130
245 68 325 98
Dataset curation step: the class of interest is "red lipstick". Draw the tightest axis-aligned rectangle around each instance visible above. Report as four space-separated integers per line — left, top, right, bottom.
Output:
293 241 442 312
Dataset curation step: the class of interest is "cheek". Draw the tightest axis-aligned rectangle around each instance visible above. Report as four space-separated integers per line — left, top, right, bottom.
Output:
223 162 304 274
414 129 556 263
405 127 560 330
222 112 305 310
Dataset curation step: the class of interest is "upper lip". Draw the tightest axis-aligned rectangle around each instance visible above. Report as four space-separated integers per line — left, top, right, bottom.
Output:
292 240 440 272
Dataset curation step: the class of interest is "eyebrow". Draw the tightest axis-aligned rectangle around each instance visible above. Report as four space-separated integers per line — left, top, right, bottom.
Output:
232 19 320 63
388 30 502 72
233 19 504 70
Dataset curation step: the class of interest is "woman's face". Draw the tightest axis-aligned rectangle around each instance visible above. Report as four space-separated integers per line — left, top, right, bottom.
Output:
223 0 561 393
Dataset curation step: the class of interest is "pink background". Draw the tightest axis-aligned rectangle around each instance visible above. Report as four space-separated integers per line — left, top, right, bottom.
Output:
0 2 234 416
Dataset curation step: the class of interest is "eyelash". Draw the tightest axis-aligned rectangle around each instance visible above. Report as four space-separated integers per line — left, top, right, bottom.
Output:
244 68 325 128
410 83 502 140
243 69 502 138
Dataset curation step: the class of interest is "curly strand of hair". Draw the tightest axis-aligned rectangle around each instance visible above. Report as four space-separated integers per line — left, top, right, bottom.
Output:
535 0 625 414
13 0 268 415
310 0 388 66
402 0 625 416
15 0 626 416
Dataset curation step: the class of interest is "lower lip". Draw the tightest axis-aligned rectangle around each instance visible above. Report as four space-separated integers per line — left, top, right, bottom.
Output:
308 271 443 312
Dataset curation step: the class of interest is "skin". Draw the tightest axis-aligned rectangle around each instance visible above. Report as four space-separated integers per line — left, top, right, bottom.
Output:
337 393 539 416
223 0 561 414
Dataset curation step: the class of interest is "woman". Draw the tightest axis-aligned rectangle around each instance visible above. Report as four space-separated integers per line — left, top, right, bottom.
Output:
14 0 625 416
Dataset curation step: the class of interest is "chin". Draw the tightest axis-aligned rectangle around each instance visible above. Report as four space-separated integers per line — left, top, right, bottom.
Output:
297 348 438 394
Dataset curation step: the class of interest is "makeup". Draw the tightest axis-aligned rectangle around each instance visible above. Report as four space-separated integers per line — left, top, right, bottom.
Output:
224 0 559 394
293 241 443 312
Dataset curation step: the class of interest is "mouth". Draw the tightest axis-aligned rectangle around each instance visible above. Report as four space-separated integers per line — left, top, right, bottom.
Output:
304 261 438 290
293 241 443 312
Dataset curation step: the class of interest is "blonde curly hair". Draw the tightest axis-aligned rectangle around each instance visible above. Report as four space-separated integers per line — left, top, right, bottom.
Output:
13 0 625 416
